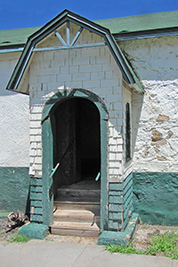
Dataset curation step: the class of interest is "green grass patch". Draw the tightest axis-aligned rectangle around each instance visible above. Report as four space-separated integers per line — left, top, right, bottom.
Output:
7 234 30 243
106 244 143 255
145 231 178 260
106 231 178 260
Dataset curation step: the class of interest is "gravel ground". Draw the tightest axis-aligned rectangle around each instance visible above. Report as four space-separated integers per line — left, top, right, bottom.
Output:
0 217 19 240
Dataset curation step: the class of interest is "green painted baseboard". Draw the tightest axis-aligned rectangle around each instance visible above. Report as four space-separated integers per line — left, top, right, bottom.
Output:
133 172 178 226
0 167 30 214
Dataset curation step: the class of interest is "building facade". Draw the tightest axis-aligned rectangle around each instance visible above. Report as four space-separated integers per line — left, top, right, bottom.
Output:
1 10 178 241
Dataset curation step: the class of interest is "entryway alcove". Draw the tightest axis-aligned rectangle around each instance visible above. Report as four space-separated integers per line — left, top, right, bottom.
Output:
42 89 108 236
52 97 101 196
49 97 101 236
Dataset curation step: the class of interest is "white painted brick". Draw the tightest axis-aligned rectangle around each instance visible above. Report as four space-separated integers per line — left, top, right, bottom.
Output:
96 55 110 64
72 57 89 65
37 149 42 156
66 81 83 88
112 102 123 111
35 157 42 164
33 164 42 171
102 63 118 72
47 83 59 91
30 113 42 121
90 72 105 80
29 149 36 157
30 128 41 135
110 110 122 118
30 135 41 142
40 60 53 68
109 168 122 175
30 76 39 84
109 161 120 168
50 75 57 83
69 65 79 73
82 47 100 57
60 66 70 74
39 75 51 83
89 56 97 64
109 153 116 161
79 64 102 73
109 137 118 145
101 79 119 88
57 73 71 82
83 80 100 88
54 50 68 60
115 153 123 161
72 72 90 81
30 106 43 114
43 52 54 61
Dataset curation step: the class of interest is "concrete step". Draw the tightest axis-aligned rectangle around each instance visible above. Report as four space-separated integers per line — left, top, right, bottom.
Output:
53 209 100 223
50 221 100 237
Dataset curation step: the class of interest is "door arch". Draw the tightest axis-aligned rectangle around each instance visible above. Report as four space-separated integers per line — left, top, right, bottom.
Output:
42 89 108 230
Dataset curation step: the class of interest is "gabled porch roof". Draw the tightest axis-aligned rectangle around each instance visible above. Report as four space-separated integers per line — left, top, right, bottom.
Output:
6 9 143 93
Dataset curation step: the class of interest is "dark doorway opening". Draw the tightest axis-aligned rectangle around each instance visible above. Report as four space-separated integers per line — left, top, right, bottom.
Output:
52 97 100 197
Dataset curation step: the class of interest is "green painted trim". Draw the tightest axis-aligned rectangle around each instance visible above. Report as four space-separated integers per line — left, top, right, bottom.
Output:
98 213 139 246
18 223 48 239
133 172 178 226
42 89 109 229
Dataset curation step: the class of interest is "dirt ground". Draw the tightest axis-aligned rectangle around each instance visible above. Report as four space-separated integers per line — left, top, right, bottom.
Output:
132 224 178 251
1 216 178 250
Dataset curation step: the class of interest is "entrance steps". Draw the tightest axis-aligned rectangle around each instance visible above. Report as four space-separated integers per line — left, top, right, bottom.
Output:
50 181 100 237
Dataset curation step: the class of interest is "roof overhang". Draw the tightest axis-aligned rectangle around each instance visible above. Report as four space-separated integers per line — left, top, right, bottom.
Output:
6 9 143 94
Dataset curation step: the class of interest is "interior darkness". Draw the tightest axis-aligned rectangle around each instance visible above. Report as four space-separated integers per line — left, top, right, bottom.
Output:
52 98 100 193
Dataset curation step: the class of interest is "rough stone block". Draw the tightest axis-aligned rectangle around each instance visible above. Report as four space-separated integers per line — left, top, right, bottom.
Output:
18 223 48 239
98 213 139 246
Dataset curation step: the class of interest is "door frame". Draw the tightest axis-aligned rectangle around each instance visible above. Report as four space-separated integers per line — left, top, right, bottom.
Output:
41 89 109 230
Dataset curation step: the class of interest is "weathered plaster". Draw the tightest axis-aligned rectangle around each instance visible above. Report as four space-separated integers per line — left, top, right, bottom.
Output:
119 36 178 172
0 53 30 167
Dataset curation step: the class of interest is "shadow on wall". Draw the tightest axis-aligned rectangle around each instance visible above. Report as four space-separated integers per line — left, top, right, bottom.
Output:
131 91 144 154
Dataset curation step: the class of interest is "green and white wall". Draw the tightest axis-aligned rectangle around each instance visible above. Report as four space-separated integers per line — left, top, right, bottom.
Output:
0 52 30 213
119 35 178 225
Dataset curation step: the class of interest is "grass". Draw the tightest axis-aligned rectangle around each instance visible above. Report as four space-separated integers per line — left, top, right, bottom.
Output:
146 232 178 260
7 234 30 243
106 231 178 260
106 244 143 255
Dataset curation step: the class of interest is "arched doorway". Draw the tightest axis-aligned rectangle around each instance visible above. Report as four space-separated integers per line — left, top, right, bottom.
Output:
42 89 108 231
52 97 101 197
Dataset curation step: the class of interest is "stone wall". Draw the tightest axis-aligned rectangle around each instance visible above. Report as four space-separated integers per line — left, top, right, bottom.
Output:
119 36 178 172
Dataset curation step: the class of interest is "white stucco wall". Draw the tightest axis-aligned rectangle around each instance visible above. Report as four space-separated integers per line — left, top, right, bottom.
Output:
0 53 30 167
119 36 178 172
